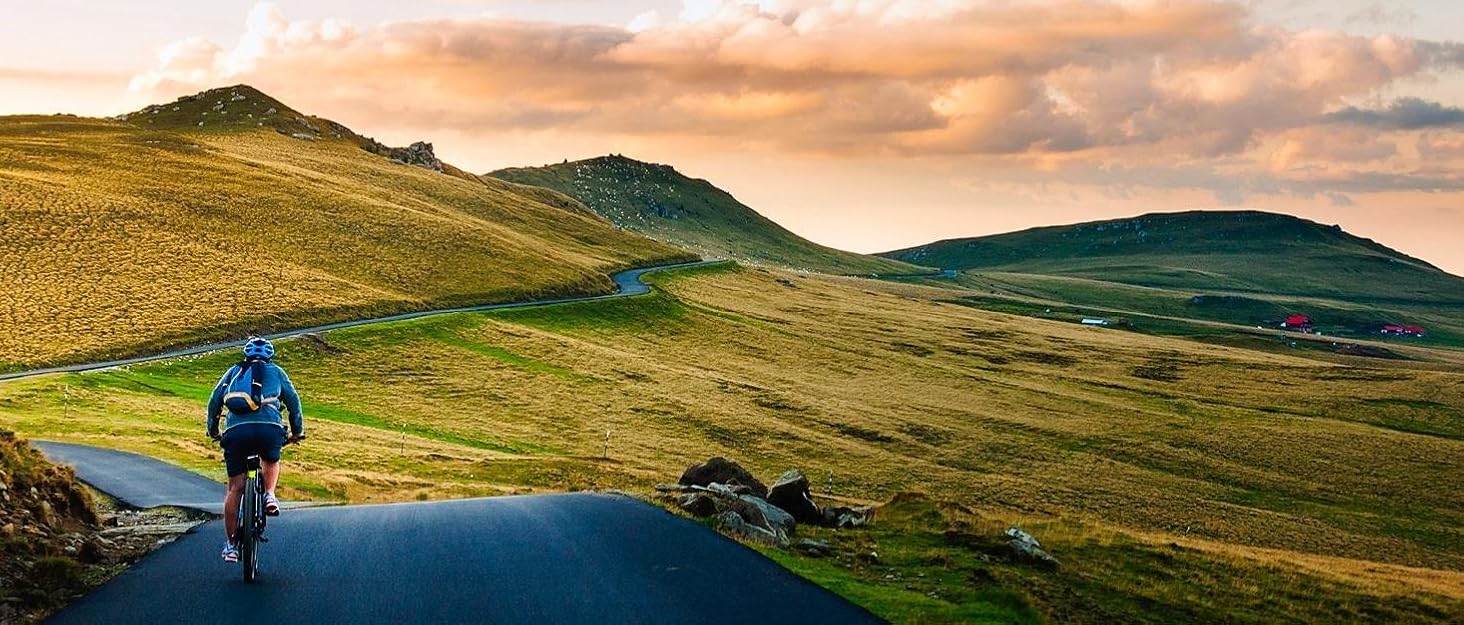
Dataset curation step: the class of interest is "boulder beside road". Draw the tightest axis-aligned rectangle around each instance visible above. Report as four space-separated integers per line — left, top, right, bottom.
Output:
767 470 822 525
678 457 769 499
670 458 881 551
677 483 792 547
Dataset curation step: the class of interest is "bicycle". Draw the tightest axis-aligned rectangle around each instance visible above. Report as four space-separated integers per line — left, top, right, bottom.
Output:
235 435 302 583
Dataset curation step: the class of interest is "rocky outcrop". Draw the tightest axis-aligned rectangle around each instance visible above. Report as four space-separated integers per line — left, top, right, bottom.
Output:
356 136 445 172
767 469 822 524
678 457 768 499
676 483 791 547
666 457 889 554
669 458 881 537
388 141 444 172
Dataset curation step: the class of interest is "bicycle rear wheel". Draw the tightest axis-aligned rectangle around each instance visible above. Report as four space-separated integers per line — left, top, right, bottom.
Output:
240 474 261 582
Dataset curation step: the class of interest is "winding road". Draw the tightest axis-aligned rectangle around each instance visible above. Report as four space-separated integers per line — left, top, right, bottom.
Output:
23 262 882 624
0 260 718 383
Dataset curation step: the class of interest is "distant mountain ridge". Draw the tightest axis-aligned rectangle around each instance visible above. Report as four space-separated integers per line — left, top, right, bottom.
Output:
882 210 1464 303
489 155 930 276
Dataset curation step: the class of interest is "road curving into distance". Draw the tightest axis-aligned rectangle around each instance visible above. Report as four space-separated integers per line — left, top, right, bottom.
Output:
0 260 722 383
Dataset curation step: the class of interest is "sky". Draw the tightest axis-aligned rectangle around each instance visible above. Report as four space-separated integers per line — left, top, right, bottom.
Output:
3 1 1463 274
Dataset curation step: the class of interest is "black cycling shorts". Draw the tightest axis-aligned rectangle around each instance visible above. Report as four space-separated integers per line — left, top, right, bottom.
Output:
221 423 286 477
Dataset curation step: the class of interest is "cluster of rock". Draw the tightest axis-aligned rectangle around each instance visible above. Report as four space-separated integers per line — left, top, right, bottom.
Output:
660 457 873 548
388 141 444 172
358 137 445 172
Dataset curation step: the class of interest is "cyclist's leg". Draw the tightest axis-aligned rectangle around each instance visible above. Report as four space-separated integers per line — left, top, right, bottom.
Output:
220 428 250 541
261 461 280 492
256 424 284 490
259 426 286 512
223 474 246 539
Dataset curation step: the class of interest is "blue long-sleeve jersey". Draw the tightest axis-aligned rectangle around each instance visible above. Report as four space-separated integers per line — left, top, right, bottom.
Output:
206 360 303 438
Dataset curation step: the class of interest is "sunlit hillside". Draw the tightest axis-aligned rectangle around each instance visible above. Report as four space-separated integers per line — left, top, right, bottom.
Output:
0 86 693 371
4 264 1458 622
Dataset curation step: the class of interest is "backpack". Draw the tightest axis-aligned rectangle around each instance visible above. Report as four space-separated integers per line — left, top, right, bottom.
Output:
221 359 272 415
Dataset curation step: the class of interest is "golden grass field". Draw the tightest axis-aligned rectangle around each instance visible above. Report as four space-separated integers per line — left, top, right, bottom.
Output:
0 113 691 371
1 264 1458 622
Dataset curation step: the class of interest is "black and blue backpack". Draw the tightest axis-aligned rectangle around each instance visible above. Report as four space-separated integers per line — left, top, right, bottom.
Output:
221 359 270 414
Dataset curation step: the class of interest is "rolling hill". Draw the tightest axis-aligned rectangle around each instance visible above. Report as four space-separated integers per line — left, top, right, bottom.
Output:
881 210 1464 303
488 155 929 276
882 210 1464 347
0 85 693 371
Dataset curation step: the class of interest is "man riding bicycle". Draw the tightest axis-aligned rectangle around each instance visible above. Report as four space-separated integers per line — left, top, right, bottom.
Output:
206 337 305 563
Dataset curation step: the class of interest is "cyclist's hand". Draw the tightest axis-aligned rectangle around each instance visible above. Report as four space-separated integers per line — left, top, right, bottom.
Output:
286 433 306 445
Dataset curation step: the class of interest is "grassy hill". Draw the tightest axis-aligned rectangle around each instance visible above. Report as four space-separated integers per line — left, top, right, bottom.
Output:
0 85 693 372
882 211 1464 347
489 155 929 276
2 264 1459 622
881 210 1464 303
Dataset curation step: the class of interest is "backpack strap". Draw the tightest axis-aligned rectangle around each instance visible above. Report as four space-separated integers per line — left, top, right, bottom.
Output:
221 359 270 412
247 359 266 405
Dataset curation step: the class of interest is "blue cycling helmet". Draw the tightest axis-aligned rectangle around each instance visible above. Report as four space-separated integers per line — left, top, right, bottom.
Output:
242 337 275 360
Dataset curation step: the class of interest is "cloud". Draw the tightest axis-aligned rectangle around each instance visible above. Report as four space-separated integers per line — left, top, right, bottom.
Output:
1322 97 1464 129
124 1 1464 200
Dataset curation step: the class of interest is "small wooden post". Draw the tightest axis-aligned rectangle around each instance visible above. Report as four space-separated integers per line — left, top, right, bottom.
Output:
603 429 612 460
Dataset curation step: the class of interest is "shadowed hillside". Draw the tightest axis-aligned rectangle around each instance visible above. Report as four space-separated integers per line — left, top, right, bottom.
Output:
489 155 929 276
0 86 693 371
881 210 1464 303
882 211 1464 348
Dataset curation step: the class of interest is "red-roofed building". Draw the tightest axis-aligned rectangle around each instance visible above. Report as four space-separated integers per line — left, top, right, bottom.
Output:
1381 325 1426 337
1282 315 1312 331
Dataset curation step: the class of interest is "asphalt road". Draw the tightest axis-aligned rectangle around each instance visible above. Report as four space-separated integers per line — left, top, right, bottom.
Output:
34 441 225 512
41 444 881 625
0 260 718 383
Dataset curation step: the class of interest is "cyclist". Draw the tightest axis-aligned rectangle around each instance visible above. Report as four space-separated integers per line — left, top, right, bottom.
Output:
206 337 304 563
